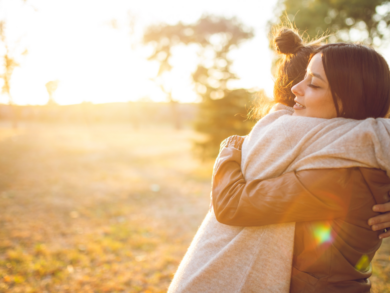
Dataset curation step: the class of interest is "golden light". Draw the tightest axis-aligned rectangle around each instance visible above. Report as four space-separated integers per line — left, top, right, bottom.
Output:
0 0 280 106
3 0 389 106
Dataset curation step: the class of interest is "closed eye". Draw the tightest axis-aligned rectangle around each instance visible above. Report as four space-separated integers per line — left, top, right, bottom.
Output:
308 84 320 89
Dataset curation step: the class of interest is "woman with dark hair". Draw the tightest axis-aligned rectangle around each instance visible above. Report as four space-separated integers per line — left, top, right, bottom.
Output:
169 29 390 293
211 42 390 292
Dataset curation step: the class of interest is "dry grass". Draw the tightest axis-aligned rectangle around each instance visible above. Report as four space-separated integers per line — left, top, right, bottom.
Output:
0 122 388 293
0 122 212 293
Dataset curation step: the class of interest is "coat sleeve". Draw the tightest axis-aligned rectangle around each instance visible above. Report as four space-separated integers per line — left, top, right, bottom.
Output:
211 136 357 227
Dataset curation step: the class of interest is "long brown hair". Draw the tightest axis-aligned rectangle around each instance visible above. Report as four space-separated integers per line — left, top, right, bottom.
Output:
316 43 390 119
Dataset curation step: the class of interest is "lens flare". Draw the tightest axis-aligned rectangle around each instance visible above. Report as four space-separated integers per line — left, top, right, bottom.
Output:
355 254 370 272
313 223 332 245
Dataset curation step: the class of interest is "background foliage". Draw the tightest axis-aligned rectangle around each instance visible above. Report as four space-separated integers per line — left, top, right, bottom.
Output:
144 16 260 158
274 0 390 46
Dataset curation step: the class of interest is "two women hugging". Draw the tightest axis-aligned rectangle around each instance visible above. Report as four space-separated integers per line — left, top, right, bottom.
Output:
169 28 390 293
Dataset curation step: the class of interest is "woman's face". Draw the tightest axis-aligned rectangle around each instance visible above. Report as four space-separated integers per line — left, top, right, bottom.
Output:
291 53 338 119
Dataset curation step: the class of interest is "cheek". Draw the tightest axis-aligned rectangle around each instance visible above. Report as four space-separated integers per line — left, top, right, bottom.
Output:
307 90 337 118
322 90 337 115
304 90 320 109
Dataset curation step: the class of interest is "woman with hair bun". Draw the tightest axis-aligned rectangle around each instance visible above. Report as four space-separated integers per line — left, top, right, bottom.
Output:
212 41 390 292
273 28 318 107
169 29 390 293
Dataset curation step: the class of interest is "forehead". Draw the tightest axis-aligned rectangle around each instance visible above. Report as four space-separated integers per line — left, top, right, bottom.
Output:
308 53 325 75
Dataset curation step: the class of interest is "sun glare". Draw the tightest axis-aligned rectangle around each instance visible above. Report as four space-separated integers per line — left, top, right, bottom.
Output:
0 0 279 106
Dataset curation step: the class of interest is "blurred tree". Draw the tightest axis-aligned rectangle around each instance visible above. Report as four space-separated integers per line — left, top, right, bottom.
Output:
0 0 34 128
44 80 59 123
0 21 24 128
45 80 59 106
195 89 264 158
143 21 189 130
144 16 259 156
107 11 140 128
274 0 390 46
127 11 138 51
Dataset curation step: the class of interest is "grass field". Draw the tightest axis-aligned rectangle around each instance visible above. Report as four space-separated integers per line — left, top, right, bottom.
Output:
0 122 389 293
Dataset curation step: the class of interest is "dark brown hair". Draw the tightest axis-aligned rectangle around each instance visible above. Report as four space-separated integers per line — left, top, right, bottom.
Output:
273 28 319 107
316 43 390 119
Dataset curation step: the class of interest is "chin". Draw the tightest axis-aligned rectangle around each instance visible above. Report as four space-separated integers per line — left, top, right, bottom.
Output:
292 111 304 117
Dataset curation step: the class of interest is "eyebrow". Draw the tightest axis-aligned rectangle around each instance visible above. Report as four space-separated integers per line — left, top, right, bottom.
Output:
308 71 325 82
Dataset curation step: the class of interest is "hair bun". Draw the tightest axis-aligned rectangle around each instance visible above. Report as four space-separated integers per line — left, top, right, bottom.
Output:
274 28 304 55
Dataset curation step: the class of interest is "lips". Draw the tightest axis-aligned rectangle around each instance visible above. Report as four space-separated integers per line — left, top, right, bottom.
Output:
293 100 306 110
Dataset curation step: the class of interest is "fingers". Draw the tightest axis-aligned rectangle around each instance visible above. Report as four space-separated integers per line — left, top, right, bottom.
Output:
368 207 390 239
231 136 244 150
379 229 390 239
223 135 245 150
373 201 390 213
219 138 229 153
368 211 390 225
368 211 390 239
371 222 390 231
369 202 390 227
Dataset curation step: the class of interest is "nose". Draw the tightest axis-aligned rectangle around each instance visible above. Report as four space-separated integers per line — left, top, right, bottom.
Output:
291 80 304 97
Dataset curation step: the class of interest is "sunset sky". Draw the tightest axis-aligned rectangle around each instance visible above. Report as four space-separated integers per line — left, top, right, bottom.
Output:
1 0 389 105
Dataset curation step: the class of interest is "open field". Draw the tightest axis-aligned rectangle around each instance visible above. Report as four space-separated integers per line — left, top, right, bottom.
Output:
0 122 389 293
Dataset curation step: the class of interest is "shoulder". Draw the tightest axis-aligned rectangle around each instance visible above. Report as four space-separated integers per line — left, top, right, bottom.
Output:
270 103 294 113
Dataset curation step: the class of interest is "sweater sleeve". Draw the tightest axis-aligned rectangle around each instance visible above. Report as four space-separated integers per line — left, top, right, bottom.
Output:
211 136 357 227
